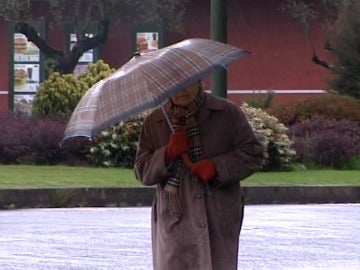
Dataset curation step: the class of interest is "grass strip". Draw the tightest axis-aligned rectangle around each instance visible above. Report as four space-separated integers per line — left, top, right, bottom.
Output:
0 165 359 188
245 170 360 186
0 165 139 188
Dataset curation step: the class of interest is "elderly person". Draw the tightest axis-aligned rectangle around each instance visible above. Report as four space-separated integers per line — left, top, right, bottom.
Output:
135 80 264 270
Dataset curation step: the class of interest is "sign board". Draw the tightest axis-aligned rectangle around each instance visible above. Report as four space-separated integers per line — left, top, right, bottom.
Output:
10 22 45 115
133 23 164 54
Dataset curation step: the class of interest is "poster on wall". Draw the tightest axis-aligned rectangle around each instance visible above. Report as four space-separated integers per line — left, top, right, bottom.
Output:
73 64 89 78
13 33 40 62
13 63 40 93
10 22 44 114
136 32 159 53
13 94 35 116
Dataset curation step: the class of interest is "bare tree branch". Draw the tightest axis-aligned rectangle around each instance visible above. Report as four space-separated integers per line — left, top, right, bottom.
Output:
311 54 334 70
15 22 63 58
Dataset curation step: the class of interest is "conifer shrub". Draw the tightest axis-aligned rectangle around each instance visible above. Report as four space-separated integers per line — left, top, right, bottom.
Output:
78 60 116 88
32 72 88 116
33 60 115 117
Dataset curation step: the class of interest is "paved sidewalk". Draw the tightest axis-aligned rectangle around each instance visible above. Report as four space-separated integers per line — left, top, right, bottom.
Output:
1 204 359 269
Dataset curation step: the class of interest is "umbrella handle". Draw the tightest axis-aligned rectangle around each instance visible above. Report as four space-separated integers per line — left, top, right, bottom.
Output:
181 153 192 169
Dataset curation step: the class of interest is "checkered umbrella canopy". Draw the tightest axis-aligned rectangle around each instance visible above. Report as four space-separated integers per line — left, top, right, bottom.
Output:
63 38 250 141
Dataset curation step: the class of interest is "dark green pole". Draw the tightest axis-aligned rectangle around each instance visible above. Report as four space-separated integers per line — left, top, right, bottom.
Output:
211 0 227 98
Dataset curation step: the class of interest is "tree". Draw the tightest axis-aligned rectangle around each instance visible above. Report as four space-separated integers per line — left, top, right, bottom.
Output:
280 0 360 99
327 1 360 98
0 0 188 74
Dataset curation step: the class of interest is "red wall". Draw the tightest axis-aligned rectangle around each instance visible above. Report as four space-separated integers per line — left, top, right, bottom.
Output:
164 0 333 91
100 0 333 106
0 0 334 112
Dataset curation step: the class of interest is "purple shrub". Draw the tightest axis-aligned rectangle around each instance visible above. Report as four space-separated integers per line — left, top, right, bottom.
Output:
0 114 90 165
311 130 358 168
0 114 30 163
22 116 65 164
60 137 93 165
288 116 360 168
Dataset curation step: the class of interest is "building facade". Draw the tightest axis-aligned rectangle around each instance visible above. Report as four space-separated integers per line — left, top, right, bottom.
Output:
0 0 333 114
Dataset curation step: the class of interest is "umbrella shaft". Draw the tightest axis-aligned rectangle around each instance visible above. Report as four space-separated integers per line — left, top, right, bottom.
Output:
160 105 174 133
160 105 192 169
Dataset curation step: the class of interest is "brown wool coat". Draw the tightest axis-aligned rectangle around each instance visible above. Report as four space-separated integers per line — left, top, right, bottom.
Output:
135 93 264 270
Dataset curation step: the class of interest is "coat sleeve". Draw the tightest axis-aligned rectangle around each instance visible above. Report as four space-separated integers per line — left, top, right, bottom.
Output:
211 105 264 185
134 115 172 186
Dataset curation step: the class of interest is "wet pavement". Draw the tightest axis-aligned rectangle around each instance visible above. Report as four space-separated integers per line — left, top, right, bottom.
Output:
0 204 359 270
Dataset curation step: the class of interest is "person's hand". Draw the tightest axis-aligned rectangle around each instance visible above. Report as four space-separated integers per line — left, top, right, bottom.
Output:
191 159 217 182
165 127 189 163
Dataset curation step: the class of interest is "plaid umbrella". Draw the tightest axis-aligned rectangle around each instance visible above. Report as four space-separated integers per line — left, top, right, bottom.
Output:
62 38 250 141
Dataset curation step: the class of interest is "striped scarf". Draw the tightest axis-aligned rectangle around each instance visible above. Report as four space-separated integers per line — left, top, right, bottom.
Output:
164 88 206 216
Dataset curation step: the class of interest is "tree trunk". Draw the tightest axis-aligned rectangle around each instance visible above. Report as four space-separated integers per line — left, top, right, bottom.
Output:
15 20 110 74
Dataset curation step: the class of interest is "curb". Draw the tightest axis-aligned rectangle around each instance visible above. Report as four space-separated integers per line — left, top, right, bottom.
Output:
1 186 360 209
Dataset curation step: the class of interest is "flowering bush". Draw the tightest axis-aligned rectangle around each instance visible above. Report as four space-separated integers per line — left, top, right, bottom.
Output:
87 104 297 171
87 114 145 168
240 103 297 171
288 116 360 168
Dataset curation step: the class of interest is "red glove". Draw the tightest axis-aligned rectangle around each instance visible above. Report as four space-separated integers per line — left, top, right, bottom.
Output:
165 127 189 163
191 159 217 182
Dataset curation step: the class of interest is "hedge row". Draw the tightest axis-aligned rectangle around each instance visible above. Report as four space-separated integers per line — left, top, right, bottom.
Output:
267 94 360 126
0 114 90 165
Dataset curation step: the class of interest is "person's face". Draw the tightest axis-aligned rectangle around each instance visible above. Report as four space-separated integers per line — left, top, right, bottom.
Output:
171 81 200 107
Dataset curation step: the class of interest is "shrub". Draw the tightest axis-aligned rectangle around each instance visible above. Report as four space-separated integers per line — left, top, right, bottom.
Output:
32 72 88 116
241 103 297 171
87 114 145 168
88 104 298 171
288 116 360 168
60 137 93 166
343 155 360 170
2 60 115 165
78 60 116 88
0 114 90 165
86 103 298 171
33 60 115 117
1 101 298 170
267 94 360 126
0 114 28 163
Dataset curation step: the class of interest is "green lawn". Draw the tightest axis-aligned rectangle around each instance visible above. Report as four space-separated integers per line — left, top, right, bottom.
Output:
0 165 359 188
